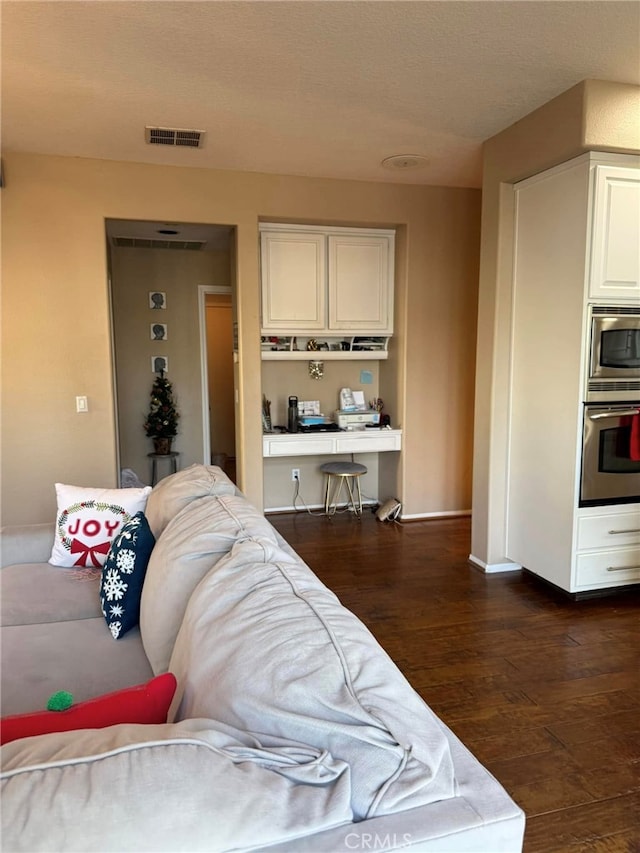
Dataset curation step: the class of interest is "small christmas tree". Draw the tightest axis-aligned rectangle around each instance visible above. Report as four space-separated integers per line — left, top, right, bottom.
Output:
144 372 179 452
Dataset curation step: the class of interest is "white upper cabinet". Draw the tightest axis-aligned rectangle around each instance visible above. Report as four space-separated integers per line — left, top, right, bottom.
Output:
260 231 326 331
589 165 640 300
328 234 393 332
260 224 395 336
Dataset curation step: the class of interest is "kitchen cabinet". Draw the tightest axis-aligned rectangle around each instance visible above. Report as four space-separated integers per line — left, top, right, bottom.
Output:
589 165 640 300
260 230 326 331
575 506 640 591
505 152 640 595
260 224 394 337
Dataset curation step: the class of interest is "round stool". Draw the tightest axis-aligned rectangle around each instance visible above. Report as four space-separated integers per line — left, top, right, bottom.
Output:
320 461 367 516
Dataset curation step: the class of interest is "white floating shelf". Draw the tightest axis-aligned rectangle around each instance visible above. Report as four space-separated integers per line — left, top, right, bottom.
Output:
261 350 388 361
261 334 390 360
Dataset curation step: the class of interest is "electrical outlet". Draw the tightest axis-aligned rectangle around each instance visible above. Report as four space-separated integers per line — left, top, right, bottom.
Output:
291 468 300 482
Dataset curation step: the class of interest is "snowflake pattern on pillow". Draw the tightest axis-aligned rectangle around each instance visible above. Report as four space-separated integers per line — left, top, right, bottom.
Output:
99 512 155 639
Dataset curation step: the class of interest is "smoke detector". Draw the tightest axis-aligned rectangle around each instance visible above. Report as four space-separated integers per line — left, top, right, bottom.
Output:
381 154 429 171
145 126 206 148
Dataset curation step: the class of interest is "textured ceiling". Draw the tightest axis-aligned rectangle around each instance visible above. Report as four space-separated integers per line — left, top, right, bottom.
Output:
2 1 639 188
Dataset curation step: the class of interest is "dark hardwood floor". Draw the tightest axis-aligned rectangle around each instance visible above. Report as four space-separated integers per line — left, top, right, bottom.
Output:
269 510 640 853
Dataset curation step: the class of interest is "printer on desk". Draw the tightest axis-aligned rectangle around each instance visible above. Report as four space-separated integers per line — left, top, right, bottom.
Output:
336 387 382 430
335 410 380 429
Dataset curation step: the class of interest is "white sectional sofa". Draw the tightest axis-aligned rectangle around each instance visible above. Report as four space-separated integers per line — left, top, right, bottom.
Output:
0 465 525 852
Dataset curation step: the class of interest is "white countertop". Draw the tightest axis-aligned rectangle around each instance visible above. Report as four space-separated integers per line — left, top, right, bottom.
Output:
263 428 402 457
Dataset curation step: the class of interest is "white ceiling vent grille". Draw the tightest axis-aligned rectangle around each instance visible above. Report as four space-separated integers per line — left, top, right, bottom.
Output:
113 236 205 250
145 126 205 148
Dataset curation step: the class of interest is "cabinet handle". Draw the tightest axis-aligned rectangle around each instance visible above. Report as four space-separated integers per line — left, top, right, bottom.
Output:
589 409 640 420
608 528 640 535
606 564 640 572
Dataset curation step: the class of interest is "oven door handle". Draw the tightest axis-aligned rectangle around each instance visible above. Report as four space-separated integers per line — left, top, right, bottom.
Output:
589 409 640 420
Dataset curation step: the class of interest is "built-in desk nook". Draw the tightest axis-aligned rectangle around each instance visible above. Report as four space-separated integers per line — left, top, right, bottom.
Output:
259 221 400 513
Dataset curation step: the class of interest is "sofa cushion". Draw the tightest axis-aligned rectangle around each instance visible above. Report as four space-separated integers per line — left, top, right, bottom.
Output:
140 494 279 674
1 563 102 626
1 618 153 717
1 673 176 745
0 524 55 569
49 483 152 568
99 512 155 639
1 719 353 852
144 464 236 540
169 541 455 820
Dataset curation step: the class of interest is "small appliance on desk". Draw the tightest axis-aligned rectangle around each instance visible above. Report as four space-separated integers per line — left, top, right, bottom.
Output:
335 410 381 429
335 387 381 430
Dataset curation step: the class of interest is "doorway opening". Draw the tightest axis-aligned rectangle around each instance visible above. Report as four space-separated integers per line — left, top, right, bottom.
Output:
106 218 237 487
199 286 236 481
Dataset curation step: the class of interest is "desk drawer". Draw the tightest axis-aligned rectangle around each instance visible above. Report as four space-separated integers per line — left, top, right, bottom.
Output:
335 434 401 454
264 438 335 456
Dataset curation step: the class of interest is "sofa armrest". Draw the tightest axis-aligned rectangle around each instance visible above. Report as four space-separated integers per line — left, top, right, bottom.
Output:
0 524 55 568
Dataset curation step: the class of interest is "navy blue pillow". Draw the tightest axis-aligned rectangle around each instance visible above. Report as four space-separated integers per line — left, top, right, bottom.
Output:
99 512 155 639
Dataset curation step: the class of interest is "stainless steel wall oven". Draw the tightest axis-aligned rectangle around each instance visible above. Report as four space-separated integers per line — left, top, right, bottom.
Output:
581 404 640 506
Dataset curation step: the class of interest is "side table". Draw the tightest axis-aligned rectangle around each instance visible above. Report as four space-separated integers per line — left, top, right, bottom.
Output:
147 451 180 486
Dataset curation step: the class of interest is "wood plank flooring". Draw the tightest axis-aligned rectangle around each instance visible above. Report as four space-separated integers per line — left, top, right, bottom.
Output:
269 510 640 853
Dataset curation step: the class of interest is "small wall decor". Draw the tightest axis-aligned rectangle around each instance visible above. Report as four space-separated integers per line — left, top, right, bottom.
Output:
152 355 168 374
308 360 324 380
150 323 167 340
149 291 166 310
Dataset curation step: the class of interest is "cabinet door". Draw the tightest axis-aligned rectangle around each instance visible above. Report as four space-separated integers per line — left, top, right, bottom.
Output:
327 234 393 332
260 232 326 332
590 165 640 300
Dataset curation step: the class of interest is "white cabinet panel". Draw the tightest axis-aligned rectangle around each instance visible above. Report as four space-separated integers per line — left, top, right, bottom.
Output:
335 433 400 453
577 510 640 550
264 437 335 456
507 153 640 594
260 232 326 331
575 547 640 589
259 225 394 337
590 166 640 300
328 235 393 332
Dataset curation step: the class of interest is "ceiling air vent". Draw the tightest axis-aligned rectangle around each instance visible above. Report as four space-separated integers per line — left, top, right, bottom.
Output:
113 237 205 250
145 126 205 148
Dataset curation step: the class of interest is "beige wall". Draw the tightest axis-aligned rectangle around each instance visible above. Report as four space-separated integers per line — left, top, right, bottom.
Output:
472 80 640 568
110 246 230 484
1 152 480 526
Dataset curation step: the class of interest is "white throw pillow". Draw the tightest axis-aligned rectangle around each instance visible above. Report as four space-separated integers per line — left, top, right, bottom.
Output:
49 484 151 568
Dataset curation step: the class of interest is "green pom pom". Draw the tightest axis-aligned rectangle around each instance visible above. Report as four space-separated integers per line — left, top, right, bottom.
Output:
46 691 74 712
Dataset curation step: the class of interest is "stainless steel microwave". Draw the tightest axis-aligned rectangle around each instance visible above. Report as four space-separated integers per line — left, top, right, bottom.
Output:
587 306 640 402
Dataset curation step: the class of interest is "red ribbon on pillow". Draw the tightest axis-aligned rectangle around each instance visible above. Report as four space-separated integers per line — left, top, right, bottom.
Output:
70 538 111 567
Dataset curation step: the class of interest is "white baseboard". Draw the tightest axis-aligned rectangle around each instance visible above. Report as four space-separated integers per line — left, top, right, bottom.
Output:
468 554 522 574
265 501 376 515
400 509 471 521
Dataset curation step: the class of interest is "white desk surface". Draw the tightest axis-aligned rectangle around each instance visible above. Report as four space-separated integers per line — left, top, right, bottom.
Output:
263 428 402 457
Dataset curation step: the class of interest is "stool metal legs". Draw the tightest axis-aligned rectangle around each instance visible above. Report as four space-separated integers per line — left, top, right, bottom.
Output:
323 473 363 516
